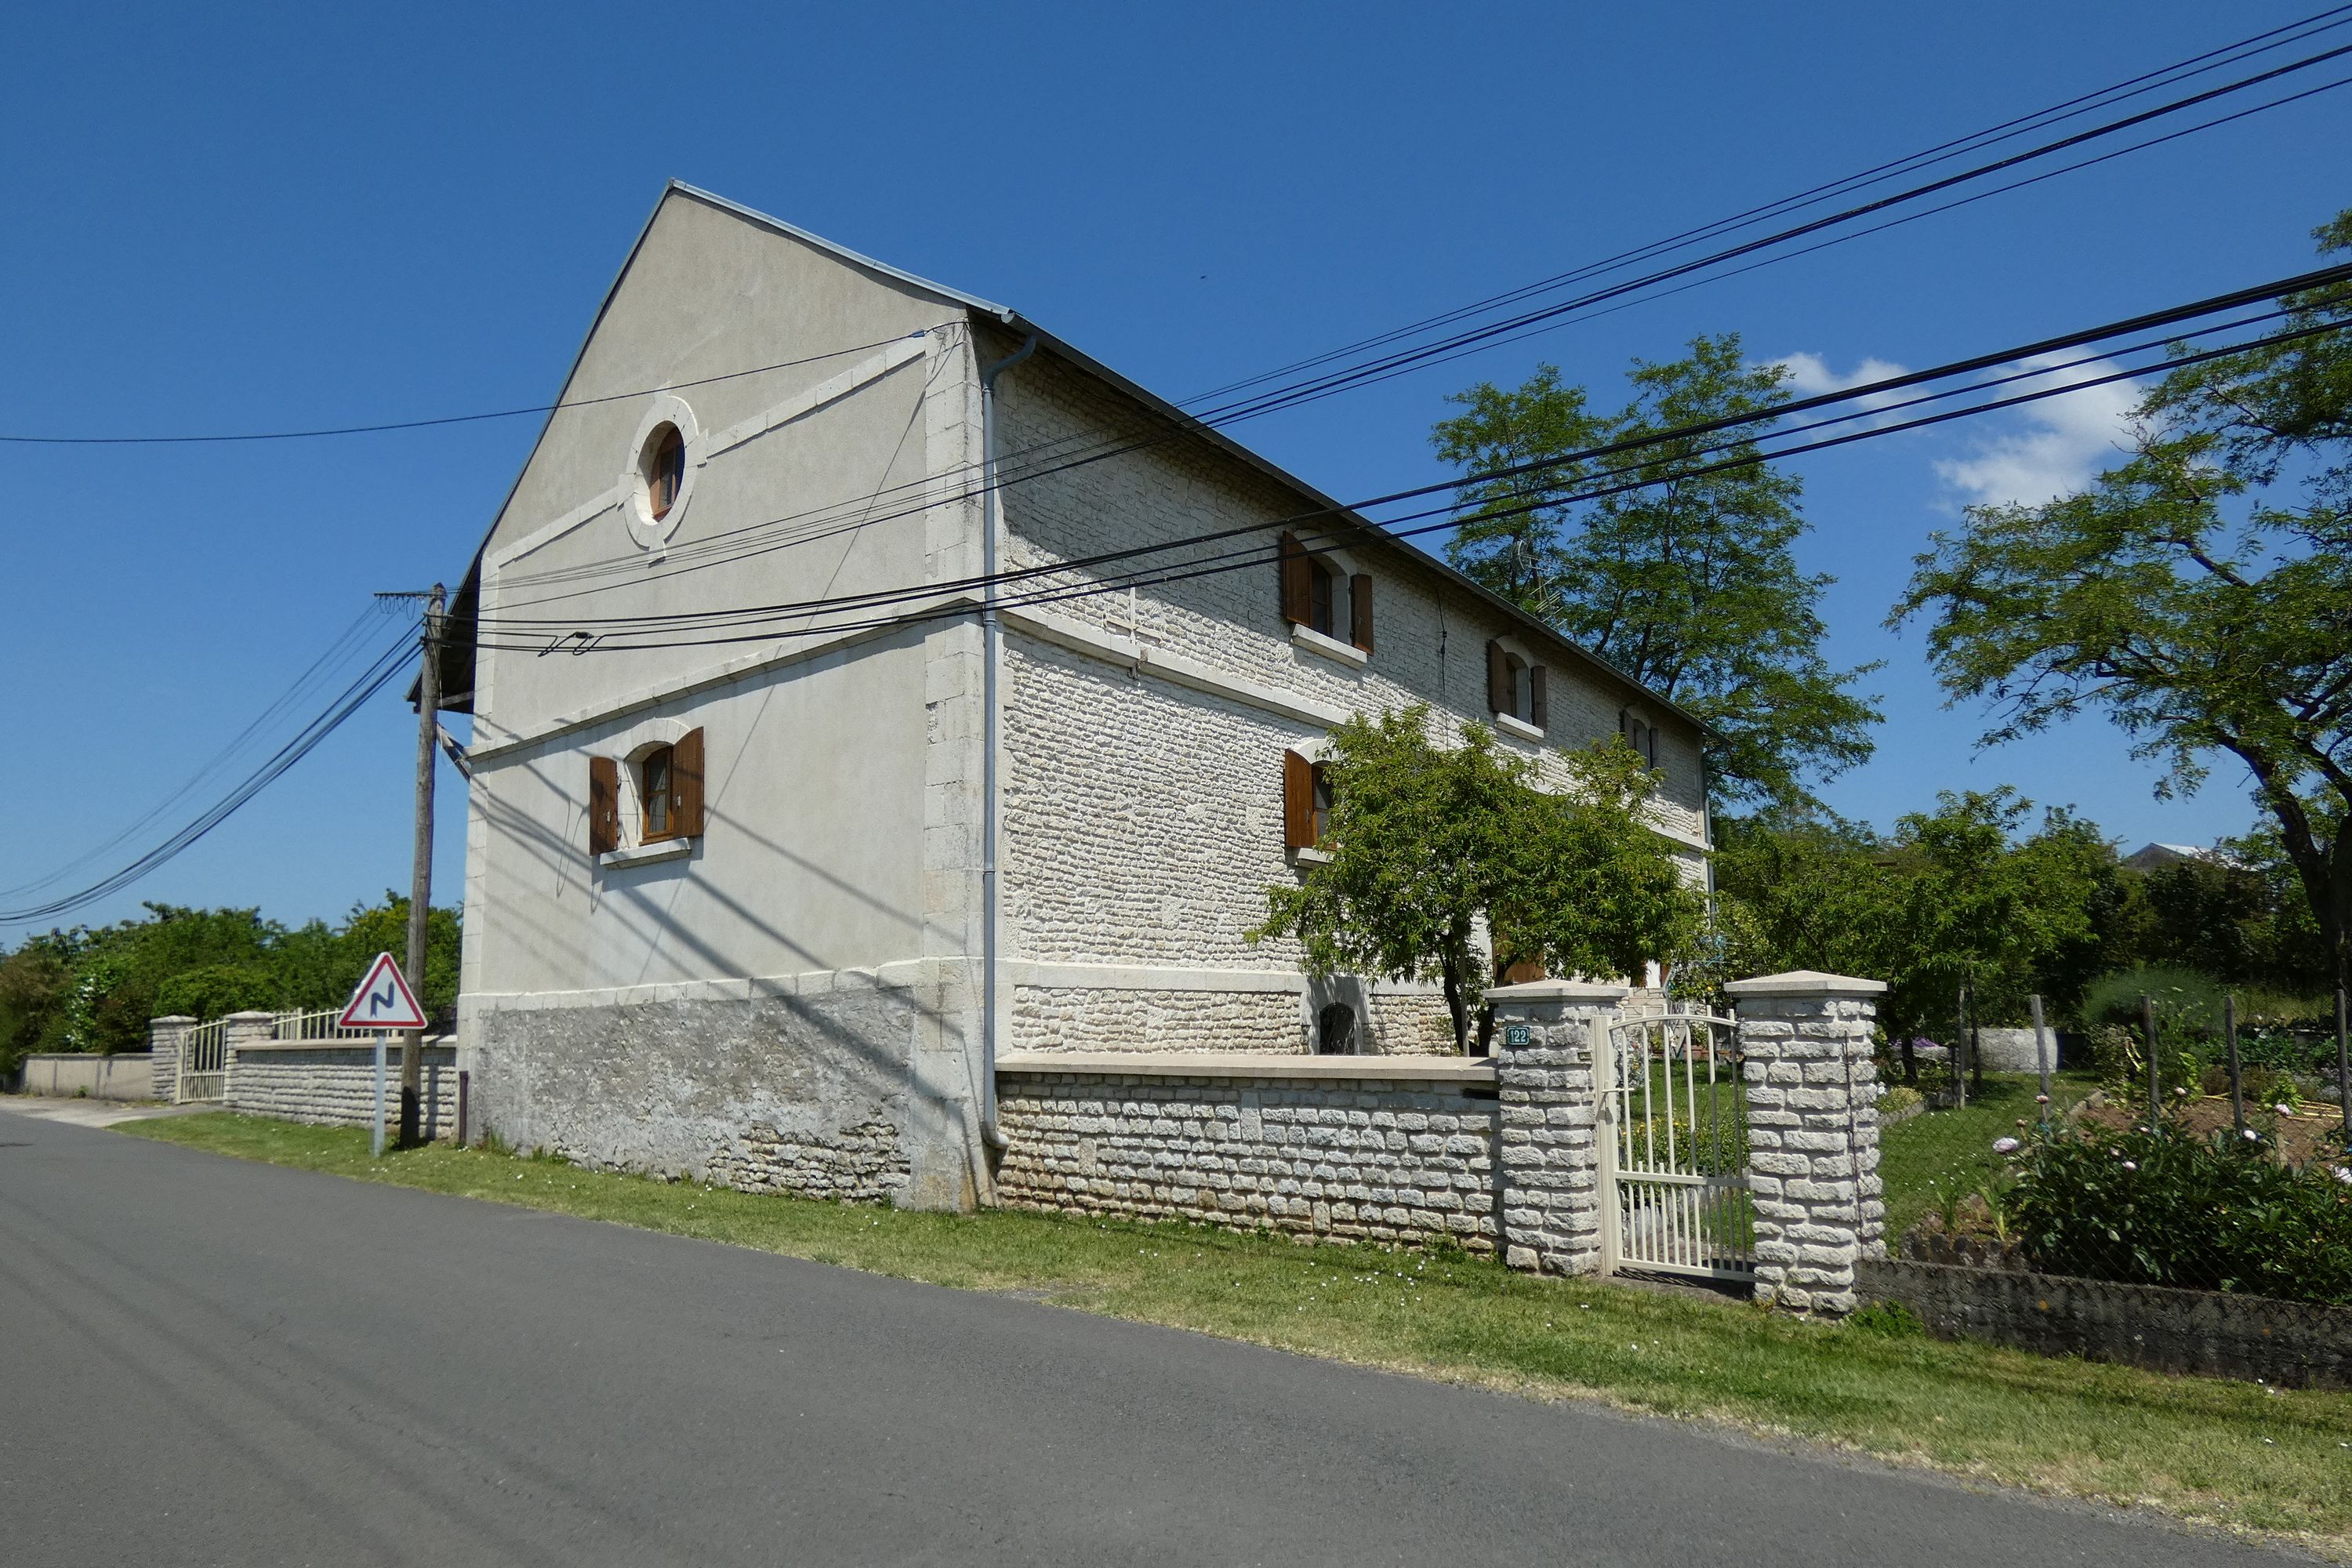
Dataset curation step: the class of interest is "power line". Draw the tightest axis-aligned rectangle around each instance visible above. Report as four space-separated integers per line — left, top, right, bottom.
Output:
0 331 944 446
0 617 423 927
485 59 2352 612
467 310 2352 655
472 260 2352 632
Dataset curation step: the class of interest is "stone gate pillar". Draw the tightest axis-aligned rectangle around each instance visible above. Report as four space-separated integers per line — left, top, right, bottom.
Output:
148 1015 194 1101
221 1011 278 1105
1488 980 1626 1276
1725 971 1886 1317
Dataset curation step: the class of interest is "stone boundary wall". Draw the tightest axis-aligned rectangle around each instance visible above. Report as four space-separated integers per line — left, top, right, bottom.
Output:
1857 1257 2352 1389
227 1040 459 1140
15 1053 158 1102
993 1058 1501 1250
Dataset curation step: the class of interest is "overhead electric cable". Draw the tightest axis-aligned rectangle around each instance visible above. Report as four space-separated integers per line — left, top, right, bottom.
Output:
474 260 2352 626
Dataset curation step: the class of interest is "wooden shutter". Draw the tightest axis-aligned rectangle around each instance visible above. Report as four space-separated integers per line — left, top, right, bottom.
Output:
1348 574 1374 652
672 727 706 837
1486 641 1512 715
1278 533 1312 626
1283 750 1316 850
1528 665 1548 731
588 757 619 855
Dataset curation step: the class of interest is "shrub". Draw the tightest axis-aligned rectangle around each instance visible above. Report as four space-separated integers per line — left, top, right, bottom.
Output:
2000 1112 2352 1305
1848 1300 1926 1338
2077 965 2222 1039
154 964 280 1022
1879 1083 1923 1118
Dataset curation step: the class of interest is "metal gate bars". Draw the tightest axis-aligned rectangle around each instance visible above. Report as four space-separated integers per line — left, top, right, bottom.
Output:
1600 1009 1754 1282
175 1019 227 1104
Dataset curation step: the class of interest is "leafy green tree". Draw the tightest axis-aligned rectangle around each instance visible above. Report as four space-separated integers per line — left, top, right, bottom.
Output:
1894 210 2352 992
1248 707 1701 1052
1435 334 1881 806
0 935 77 1075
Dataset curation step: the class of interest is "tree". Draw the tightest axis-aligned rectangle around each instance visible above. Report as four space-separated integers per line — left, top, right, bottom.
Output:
1247 707 1701 1052
1435 334 1881 806
1893 210 2352 992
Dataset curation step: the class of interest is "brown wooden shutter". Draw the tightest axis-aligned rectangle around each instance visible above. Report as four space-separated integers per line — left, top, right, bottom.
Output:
589 756 619 855
1528 665 1548 731
672 727 705 838
1283 750 1316 850
1278 533 1312 626
1348 574 1374 652
1486 641 1512 715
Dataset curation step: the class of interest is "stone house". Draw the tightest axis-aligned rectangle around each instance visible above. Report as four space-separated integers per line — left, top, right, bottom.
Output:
437 182 1711 1211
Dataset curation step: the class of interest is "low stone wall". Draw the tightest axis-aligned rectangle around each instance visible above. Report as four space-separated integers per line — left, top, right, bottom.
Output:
227 1040 459 1139
993 1054 1501 1250
1857 1257 2352 1389
16 1053 157 1102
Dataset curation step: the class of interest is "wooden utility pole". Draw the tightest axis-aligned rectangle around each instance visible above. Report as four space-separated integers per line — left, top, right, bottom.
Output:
399 583 444 1148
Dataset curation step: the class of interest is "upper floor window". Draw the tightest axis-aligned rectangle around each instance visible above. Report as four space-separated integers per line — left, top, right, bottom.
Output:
1283 749 1333 852
644 423 686 521
1279 532 1374 653
1619 709 1659 767
1485 640 1549 733
587 728 706 858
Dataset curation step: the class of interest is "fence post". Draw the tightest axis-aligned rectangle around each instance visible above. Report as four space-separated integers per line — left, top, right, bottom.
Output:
2224 993 2244 1138
1489 980 1625 1277
147 1016 194 1102
1726 970 1886 1319
220 1011 276 1109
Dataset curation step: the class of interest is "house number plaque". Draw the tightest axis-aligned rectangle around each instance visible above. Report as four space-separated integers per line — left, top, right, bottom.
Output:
1502 1024 1533 1047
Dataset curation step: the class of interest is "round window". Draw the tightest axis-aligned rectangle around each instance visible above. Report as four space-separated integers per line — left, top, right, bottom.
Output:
641 423 686 521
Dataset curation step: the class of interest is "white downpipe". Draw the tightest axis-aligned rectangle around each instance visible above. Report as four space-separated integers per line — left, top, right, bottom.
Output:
977 332 1037 1152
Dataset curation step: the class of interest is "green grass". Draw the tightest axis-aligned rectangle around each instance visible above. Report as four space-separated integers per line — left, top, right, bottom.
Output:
125 1110 2352 1552
1881 1069 2100 1238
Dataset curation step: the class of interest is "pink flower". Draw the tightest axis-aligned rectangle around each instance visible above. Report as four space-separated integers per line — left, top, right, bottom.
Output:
2333 1167 2352 1186
2242 1129 2261 1142
2273 1104 2293 1116
2035 1094 2050 1105
1992 1137 2020 1154
2122 1160 2138 1172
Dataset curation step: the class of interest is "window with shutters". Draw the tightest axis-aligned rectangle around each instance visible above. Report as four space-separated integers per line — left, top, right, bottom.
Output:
1485 639 1548 734
1618 708 1659 767
1278 534 1374 658
588 727 706 859
1283 748 1334 855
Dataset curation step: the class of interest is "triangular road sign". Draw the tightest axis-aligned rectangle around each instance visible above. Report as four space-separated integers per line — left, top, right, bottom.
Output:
337 952 429 1031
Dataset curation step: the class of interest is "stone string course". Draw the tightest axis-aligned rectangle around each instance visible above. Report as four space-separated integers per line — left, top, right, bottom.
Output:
993 1070 1501 1250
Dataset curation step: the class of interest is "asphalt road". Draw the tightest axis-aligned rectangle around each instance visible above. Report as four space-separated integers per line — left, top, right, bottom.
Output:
0 1106 2303 1566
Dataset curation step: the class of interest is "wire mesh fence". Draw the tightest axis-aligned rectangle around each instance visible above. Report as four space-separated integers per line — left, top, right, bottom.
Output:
1896 986 2352 1307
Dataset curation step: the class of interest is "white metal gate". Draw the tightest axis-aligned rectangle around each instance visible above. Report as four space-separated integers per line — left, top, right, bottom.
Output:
1600 1010 1753 1281
176 1019 227 1104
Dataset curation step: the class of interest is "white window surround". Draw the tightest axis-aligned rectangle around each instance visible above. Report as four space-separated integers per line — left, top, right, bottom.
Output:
1493 712 1546 745
598 839 694 869
1290 622 1369 667
622 395 702 551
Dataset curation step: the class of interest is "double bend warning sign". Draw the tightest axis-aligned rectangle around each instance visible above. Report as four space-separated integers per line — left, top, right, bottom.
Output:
337 952 429 1031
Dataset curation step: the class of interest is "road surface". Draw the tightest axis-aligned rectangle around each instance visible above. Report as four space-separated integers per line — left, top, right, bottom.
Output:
0 1103 2300 1566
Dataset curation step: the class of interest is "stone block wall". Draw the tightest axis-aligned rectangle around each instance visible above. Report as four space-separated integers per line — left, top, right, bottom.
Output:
993 1061 1501 1249
148 1016 193 1099
227 1042 459 1139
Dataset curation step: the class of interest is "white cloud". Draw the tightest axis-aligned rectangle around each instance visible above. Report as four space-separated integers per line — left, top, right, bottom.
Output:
1932 354 2143 510
1773 351 1913 402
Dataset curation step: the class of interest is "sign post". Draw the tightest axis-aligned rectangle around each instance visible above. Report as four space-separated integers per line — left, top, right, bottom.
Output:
337 953 430 1156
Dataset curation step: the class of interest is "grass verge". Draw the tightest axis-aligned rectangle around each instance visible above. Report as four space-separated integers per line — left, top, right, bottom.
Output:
125 1111 2352 1551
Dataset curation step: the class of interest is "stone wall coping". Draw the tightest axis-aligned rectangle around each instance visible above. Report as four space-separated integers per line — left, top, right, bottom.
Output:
221 1010 280 1021
230 1036 457 1054
147 1015 197 1025
20 1051 154 1063
1724 969 1887 997
1486 980 1631 1003
995 1051 1495 1083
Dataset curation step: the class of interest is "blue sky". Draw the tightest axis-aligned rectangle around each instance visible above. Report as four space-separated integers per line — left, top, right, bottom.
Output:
4 1 2347 935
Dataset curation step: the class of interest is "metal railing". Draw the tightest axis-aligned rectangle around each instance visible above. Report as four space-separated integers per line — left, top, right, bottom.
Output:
1602 1009 1754 1281
176 1019 227 1104
271 1007 375 1042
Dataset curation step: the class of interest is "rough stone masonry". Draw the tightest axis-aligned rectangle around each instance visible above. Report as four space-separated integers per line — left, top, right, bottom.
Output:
1726 971 1887 1317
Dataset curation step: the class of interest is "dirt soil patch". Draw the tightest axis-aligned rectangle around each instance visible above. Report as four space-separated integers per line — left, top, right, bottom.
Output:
2078 1094 2349 1167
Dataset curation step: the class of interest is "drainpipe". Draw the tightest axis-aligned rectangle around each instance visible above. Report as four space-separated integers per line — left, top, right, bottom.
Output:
977 331 1037 1153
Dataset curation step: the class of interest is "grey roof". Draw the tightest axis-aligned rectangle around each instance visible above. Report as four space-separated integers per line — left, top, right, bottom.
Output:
432 180 1710 739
